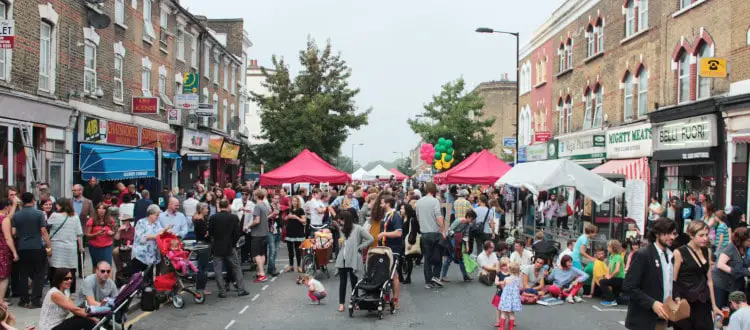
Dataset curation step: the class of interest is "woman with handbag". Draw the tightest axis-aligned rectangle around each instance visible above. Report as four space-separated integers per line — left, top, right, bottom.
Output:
46 198 84 293
401 203 420 284
85 203 114 271
334 210 373 312
673 220 721 330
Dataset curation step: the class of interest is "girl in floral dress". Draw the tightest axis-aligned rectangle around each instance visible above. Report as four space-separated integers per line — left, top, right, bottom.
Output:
492 257 510 327
498 262 522 330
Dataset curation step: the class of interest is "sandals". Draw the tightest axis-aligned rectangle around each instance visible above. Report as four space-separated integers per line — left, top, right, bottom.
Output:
338 305 345 312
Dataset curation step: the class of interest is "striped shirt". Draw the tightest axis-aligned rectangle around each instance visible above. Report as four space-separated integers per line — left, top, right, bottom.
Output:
454 198 472 220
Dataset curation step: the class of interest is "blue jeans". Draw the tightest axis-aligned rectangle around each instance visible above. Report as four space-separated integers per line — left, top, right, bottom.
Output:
89 245 113 269
440 239 468 278
267 233 280 274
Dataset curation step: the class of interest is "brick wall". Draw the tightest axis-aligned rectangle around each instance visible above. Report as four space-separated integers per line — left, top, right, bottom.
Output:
475 80 518 156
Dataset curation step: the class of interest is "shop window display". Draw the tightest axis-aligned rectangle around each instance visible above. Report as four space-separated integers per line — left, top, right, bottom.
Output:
660 164 716 205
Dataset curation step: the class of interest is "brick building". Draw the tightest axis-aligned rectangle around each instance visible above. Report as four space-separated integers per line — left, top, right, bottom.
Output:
0 0 250 198
517 0 750 231
473 77 517 159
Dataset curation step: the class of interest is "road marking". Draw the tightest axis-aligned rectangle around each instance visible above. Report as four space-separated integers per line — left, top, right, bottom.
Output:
239 305 249 314
592 305 627 312
262 284 269 291
224 320 235 329
125 311 151 327
271 276 277 282
251 294 260 301
619 321 625 326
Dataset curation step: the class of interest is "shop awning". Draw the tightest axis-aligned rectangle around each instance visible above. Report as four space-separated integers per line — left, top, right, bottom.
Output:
732 135 750 144
79 143 155 181
591 157 650 181
163 152 182 171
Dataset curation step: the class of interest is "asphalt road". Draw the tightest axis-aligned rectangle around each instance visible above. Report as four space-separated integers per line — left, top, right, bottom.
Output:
129 249 629 330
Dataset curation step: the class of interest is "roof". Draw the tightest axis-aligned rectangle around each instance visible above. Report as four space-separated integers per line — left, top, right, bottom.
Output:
259 149 351 185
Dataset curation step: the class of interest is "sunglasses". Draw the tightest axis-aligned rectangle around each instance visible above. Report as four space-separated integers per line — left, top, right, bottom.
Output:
99 269 111 274
64 277 73 281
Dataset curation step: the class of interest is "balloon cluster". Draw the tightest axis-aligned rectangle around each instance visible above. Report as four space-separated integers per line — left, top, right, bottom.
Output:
419 143 436 163
433 137 455 171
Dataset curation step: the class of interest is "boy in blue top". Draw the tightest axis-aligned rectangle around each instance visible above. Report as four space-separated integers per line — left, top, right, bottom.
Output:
571 223 597 270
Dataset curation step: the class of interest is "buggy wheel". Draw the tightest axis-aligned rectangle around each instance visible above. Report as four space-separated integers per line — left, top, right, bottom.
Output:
348 308 354 318
194 292 205 304
302 256 315 277
378 312 384 320
172 295 185 309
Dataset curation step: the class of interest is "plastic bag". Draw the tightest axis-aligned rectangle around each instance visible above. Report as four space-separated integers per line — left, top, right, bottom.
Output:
463 253 478 274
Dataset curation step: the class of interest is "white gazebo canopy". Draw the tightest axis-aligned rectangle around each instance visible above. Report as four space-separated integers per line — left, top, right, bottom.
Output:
352 168 368 181
495 158 626 205
365 164 395 181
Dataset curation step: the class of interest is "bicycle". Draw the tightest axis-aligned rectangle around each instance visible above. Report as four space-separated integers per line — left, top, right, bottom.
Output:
300 224 333 278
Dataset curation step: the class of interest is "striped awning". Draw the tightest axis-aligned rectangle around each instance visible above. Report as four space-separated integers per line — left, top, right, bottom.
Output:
732 135 750 144
591 157 650 181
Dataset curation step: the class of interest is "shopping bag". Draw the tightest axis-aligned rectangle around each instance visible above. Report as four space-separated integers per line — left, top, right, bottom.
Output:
463 253 478 274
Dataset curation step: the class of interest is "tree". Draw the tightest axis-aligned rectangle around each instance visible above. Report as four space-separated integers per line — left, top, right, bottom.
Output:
396 158 416 177
407 78 496 165
334 155 360 173
250 38 371 169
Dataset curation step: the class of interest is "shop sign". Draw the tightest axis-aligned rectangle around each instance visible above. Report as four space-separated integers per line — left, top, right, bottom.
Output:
220 142 240 160
142 128 177 152
106 121 139 146
606 123 653 159
653 115 718 151
547 140 559 160
557 133 606 160
699 58 727 78
182 73 199 94
174 94 199 110
82 116 107 143
167 107 181 125
526 143 549 162
196 103 216 117
535 131 551 143
132 97 159 114
181 129 209 152
208 135 224 154
0 20 14 49
517 147 527 163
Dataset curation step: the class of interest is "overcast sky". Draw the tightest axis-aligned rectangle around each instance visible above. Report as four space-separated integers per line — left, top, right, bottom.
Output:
183 0 562 165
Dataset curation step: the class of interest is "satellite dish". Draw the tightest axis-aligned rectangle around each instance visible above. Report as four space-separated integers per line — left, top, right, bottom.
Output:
85 0 106 4
88 12 111 29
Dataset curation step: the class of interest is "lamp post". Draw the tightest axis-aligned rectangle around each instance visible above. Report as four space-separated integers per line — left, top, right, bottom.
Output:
476 27 520 165
351 143 364 172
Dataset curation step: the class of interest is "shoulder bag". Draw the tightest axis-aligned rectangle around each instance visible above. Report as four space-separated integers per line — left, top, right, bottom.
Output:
470 209 490 237
405 219 421 256
49 216 69 240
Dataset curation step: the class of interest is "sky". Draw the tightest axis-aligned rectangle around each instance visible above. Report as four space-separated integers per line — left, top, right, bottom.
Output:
182 0 563 165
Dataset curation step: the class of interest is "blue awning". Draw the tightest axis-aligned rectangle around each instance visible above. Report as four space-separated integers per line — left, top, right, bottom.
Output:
163 152 182 171
79 144 156 181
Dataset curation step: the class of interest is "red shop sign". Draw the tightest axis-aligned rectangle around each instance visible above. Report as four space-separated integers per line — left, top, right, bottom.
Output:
142 128 177 152
535 131 551 143
107 121 139 146
132 97 160 114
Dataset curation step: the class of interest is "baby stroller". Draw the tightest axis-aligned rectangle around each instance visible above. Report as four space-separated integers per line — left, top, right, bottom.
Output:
300 224 334 278
155 232 206 308
90 270 144 330
348 246 399 320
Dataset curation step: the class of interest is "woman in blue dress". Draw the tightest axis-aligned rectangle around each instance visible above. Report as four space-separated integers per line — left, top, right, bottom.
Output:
498 262 522 330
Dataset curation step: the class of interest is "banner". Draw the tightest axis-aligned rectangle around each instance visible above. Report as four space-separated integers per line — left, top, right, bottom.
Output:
219 142 240 160
208 135 224 154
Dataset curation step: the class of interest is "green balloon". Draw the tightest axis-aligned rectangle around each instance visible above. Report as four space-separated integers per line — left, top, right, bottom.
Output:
444 154 453 162
434 151 441 160
438 137 446 145
446 139 453 147
437 145 445 153
446 147 454 155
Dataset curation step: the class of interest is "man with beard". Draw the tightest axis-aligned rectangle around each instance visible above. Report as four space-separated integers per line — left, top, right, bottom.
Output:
331 185 360 211
83 177 103 207
623 217 677 330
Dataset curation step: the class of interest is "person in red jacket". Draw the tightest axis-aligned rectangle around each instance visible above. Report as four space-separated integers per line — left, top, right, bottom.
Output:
223 182 237 202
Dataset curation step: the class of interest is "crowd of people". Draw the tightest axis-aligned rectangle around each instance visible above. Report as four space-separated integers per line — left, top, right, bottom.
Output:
2 176 750 330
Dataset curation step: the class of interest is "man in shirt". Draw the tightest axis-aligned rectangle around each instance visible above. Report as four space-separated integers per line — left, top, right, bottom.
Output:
556 240 576 269
307 188 327 227
182 191 198 219
729 291 750 330
13 192 51 308
133 190 154 223
36 182 56 204
509 240 533 267
249 189 270 283
476 241 498 286
415 182 446 289
208 200 249 298
83 177 103 207
77 261 118 307
267 193 282 277
623 218 677 330
453 189 471 223
158 198 189 238
331 185 360 211
377 195 403 308
72 184 96 228
231 188 255 263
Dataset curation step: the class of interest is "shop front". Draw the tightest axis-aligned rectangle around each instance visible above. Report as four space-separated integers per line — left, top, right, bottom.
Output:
517 142 549 164
721 93 750 212
179 128 211 188
651 110 722 205
206 133 242 187
553 130 606 168
141 128 180 190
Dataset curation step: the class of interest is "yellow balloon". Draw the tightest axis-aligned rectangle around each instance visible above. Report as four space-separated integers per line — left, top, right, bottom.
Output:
444 162 452 169
435 161 444 170
441 153 448 162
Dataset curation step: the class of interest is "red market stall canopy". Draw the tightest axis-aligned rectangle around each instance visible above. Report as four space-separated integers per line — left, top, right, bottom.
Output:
259 149 351 186
434 150 511 185
433 152 478 183
389 168 409 181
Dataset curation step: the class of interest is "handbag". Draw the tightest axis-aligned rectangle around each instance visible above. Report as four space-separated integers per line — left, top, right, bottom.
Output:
49 216 69 240
405 221 421 255
470 209 490 236
663 296 690 322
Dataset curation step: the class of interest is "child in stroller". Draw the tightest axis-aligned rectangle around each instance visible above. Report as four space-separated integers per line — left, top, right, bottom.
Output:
167 239 198 275
155 232 206 308
348 246 399 320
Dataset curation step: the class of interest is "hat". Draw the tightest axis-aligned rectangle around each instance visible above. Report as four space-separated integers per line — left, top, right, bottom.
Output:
458 189 469 197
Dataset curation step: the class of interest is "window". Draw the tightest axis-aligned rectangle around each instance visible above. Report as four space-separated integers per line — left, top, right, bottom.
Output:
558 44 565 73
557 99 564 133
222 100 229 131
0 2 7 80
680 0 692 9
566 40 572 70
696 44 711 99
565 97 572 133
203 45 210 78
625 1 635 37
114 55 123 102
159 8 168 48
39 22 52 91
583 89 593 129
519 106 532 146
639 0 648 31
158 73 166 96
213 52 219 83
623 72 633 120
223 62 229 90
747 28 750 45
176 29 184 61
115 0 125 25
593 87 603 128
212 95 219 129
637 69 648 117
84 42 97 93
231 67 236 94
189 33 198 68
596 21 604 53
142 0 155 41
142 57 152 96
587 25 595 57
677 52 690 104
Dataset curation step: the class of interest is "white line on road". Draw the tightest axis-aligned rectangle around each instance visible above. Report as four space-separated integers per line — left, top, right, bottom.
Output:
619 321 625 326
592 305 627 312
251 294 260 301
271 276 277 282
262 284 269 291
239 305 249 314
224 320 235 329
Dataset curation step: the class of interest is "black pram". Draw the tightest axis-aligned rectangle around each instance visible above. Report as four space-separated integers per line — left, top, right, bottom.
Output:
348 246 398 320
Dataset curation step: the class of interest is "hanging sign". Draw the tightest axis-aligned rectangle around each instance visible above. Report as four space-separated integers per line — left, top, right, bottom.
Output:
182 72 198 93
175 94 199 110
181 129 209 152
132 97 160 114
220 142 240 160
167 107 181 125
208 135 224 154
82 117 107 143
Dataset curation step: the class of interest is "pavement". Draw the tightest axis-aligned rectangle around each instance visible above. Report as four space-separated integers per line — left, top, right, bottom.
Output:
128 249 630 330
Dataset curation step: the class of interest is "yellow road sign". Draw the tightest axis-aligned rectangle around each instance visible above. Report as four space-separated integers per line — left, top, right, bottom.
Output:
699 58 727 78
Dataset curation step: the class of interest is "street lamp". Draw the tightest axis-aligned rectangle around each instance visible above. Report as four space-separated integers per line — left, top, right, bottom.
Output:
351 143 364 172
476 27 520 165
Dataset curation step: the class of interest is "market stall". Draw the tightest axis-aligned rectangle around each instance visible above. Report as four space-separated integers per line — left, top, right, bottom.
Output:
259 149 351 185
364 165 395 181
352 168 368 181
434 150 511 185
388 168 409 181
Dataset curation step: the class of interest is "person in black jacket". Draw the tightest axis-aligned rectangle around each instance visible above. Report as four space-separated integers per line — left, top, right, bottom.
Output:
133 190 154 222
83 177 103 207
208 200 249 298
623 218 677 330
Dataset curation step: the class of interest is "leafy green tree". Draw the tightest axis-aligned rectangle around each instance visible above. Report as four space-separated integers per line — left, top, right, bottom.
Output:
334 155 360 173
250 38 370 169
407 78 495 164
396 158 416 177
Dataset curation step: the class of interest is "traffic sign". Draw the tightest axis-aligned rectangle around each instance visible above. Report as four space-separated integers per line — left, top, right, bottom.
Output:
699 58 727 78
503 137 517 147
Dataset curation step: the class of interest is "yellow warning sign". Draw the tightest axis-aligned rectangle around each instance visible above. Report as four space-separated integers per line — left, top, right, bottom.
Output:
699 58 727 78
